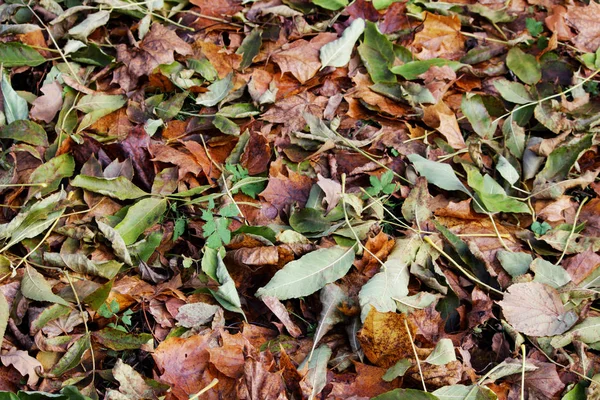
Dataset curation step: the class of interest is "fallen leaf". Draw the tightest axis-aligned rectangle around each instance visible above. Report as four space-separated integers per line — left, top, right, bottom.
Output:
498 282 578 336
565 2 600 52
272 34 337 84
0 348 42 386
411 12 464 60
262 296 302 337
259 159 313 213
30 81 63 123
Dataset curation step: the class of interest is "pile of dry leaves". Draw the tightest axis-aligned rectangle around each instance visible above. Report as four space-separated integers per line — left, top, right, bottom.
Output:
0 0 599 398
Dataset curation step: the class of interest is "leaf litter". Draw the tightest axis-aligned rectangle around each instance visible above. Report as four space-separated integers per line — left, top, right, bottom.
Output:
0 0 599 399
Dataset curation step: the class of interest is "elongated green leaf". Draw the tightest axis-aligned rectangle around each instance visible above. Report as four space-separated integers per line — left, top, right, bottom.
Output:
212 115 240 135
28 153 75 197
461 94 497 140
358 21 396 83
502 116 526 159
433 385 498 400
217 103 260 118
320 18 365 68
210 250 246 319
22 266 69 306
71 175 149 200
75 94 126 132
0 291 8 346
0 42 46 67
425 338 456 365
68 10 110 41
51 335 90 376
93 328 152 351
496 155 519 185
407 154 470 195
506 47 541 85
391 59 463 80
236 28 262 70
97 220 132 266
312 0 348 10
2 72 28 123
256 246 355 300
196 73 234 106
303 345 332 399
115 197 167 245
309 284 346 358
382 359 412 382
493 79 533 104
289 208 330 234
359 236 421 321
535 134 593 183
0 120 48 146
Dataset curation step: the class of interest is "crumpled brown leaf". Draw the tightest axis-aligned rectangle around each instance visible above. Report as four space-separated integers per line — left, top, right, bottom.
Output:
564 1 600 52
259 159 313 213
272 33 337 84
30 81 63 123
0 348 42 386
114 23 193 90
411 12 464 60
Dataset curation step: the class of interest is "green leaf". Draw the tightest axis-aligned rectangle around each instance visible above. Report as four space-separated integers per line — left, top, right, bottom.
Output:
71 175 149 200
70 42 114 66
0 42 45 67
506 47 541 85
67 10 110 41
320 18 365 68
92 327 152 351
391 59 463 80
0 120 48 146
75 94 126 132
28 153 75 196
312 0 348 10
210 250 246 319
358 21 396 84
289 208 330 233
461 94 497 140
407 154 470 195
310 284 347 357
97 219 132 266
196 73 234 106
156 91 188 120
373 0 398 10
535 134 593 182
493 79 534 104
382 359 412 381
531 221 551 236
217 103 260 118
496 155 519 185
188 58 218 81
433 385 498 400
22 266 69 306
256 246 356 300
51 335 90 376
497 250 532 277
373 388 439 400
502 116 526 158
465 166 530 214
2 72 28 123
83 279 114 311
551 317 600 348
468 4 516 23
212 115 240 135
526 17 544 37
302 345 332 399
425 338 456 365
236 28 262 70
0 291 8 347
531 258 571 288
115 197 167 245
359 237 420 320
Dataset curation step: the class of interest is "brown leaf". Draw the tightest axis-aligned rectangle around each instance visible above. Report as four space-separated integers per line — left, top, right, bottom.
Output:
241 131 271 175
259 159 313 213
354 231 395 277
207 331 246 379
422 101 466 150
545 6 575 41
563 251 600 286
105 126 155 190
115 23 193 86
193 41 241 78
347 73 410 117
238 352 287 400
189 0 243 31
262 296 303 338
411 12 464 60
149 143 202 180
409 360 462 389
272 34 337 84
261 92 328 134
0 348 42 386
408 306 446 347
565 2 600 52
579 198 600 237
153 332 234 399
498 282 578 337
357 309 415 368
316 174 342 213
30 81 63 123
